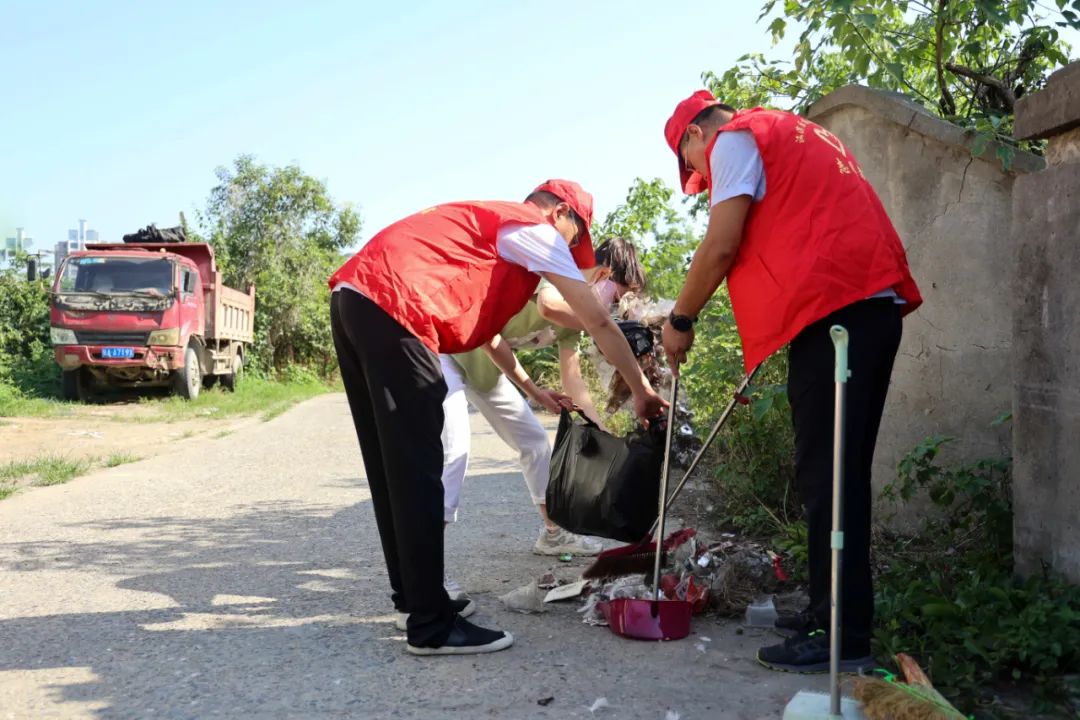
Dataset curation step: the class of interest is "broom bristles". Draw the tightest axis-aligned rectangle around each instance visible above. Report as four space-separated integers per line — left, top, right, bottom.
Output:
853 677 966 720
582 548 656 579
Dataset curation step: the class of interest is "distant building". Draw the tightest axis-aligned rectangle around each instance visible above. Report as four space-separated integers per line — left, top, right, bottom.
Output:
2 227 32 267
55 218 100 269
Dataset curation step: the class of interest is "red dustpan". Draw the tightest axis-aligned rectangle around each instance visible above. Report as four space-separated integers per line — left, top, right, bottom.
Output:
601 378 693 641
599 597 692 640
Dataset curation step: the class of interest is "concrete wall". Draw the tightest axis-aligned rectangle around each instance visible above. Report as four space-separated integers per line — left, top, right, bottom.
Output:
1011 62 1080 581
806 87 1043 510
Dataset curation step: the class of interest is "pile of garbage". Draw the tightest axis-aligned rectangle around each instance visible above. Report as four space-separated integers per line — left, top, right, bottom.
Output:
501 528 789 625
589 293 702 466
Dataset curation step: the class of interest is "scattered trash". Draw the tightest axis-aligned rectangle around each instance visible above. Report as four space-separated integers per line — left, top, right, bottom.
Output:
589 697 611 713
698 636 711 642
665 711 681 720
544 579 588 603
499 581 547 614
537 696 554 707
586 293 700 466
744 595 779 628
537 572 559 590
66 430 103 439
578 593 607 626
695 642 707 653
558 553 573 563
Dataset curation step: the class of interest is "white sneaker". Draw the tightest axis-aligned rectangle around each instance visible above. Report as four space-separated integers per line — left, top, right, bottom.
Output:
444 573 469 602
532 526 603 556
395 597 476 631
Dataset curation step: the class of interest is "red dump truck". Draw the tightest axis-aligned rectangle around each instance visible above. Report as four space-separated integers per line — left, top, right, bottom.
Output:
49 237 255 401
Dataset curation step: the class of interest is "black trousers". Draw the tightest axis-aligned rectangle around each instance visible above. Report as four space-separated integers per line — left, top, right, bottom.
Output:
330 289 454 647
787 298 901 649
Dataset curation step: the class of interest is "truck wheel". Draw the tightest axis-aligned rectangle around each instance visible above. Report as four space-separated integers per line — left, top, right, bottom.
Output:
61 369 88 402
221 354 243 392
171 347 202 400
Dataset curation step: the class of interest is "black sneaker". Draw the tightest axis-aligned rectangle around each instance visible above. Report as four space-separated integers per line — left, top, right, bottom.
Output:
395 598 476 631
773 607 819 638
757 629 874 674
406 615 514 656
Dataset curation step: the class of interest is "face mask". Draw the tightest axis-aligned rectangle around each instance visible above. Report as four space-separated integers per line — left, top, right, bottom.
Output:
594 278 619 307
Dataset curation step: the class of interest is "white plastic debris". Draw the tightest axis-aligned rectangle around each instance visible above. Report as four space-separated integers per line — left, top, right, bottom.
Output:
589 697 611 713
665 711 682 720
499 581 547 614
744 595 779 627
544 579 588 603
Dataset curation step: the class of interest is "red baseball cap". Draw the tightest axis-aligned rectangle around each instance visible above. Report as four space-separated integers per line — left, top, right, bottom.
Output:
533 179 595 269
664 90 734 195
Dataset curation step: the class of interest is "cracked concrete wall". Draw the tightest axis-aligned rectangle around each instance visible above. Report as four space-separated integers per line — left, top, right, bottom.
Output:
807 87 1042 521
1011 62 1080 582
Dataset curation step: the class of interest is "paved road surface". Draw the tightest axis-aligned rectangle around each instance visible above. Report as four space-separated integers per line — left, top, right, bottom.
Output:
0 394 828 719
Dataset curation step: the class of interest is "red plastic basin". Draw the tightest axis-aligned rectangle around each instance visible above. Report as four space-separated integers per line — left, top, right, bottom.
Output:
599 598 692 641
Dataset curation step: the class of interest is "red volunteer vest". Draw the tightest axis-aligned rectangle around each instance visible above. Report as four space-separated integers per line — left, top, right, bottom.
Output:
329 201 556 354
707 109 922 371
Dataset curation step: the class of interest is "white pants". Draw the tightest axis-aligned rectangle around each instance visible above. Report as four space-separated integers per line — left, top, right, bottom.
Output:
439 355 550 522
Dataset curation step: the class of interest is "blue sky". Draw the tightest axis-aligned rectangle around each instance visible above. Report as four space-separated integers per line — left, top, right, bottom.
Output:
1 1 1074 253
0 1 772 251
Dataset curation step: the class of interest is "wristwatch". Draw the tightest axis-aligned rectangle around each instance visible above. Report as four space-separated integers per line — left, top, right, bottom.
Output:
668 311 697 332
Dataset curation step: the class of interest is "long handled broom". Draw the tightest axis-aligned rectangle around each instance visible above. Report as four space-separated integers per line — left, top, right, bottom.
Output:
583 367 759 579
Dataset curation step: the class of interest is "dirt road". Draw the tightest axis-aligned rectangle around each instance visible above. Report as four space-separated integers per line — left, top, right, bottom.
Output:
0 393 826 719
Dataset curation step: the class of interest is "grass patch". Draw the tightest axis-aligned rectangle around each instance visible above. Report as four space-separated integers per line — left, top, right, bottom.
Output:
137 378 333 423
213 430 234 439
0 455 93 488
0 483 15 500
0 386 73 418
104 452 139 468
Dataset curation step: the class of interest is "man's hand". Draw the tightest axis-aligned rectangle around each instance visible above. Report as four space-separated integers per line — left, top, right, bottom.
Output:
632 385 668 427
533 387 573 414
662 322 695 377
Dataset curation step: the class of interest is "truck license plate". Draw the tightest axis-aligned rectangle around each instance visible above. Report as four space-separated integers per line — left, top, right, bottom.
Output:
101 347 135 359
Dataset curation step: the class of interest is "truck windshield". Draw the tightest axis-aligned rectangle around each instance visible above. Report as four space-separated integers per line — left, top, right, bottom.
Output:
58 257 175 296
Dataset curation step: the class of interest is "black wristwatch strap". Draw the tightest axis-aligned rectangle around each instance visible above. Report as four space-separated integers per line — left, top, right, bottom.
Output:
669 312 697 332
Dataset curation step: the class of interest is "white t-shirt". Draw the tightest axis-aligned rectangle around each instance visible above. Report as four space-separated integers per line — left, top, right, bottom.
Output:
709 130 902 304
333 222 582 296
710 130 767 206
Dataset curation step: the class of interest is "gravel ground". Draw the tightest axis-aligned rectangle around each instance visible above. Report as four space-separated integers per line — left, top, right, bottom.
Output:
0 393 830 719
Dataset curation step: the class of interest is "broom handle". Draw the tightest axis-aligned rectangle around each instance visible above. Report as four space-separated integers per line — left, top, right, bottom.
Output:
647 367 759 539
829 325 850 719
652 377 680 599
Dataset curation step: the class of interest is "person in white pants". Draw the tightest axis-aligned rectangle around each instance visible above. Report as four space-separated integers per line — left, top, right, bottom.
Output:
439 238 645 598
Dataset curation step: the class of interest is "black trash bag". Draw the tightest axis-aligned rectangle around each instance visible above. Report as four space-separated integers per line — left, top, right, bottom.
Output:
545 410 665 543
122 224 188 244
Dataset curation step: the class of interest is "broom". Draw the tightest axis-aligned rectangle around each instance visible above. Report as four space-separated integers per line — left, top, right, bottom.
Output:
853 653 967 720
583 369 758 580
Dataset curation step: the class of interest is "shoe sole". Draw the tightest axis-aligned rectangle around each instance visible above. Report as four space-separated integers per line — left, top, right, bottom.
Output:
406 632 514 656
395 600 477 631
755 654 876 675
532 545 601 557
771 626 800 639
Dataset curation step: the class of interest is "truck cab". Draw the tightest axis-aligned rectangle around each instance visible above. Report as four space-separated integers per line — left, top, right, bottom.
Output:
50 242 254 401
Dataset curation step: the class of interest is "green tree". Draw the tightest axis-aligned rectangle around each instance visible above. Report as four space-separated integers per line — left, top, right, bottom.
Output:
705 0 1079 164
196 156 361 376
0 258 56 398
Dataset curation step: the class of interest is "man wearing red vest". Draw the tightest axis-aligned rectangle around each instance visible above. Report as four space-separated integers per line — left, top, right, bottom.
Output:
328 180 666 656
661 91 922 673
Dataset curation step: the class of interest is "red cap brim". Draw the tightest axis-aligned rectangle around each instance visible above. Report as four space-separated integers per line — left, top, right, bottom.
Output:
680 165 707 195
